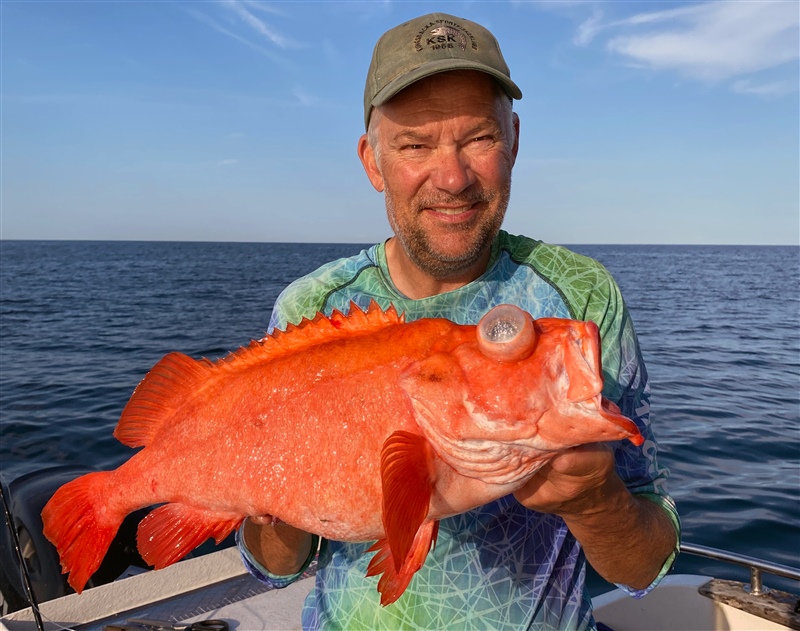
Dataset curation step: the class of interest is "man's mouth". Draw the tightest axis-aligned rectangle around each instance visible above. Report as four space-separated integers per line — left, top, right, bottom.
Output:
427 205 474 216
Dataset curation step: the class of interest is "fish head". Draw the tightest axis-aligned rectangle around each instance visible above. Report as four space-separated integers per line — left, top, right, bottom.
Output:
398 304 643 487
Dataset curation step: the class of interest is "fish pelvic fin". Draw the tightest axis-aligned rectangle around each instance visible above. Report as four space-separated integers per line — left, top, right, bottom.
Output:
366 520 440 606
115 352 215 448
137 503 241 569
41 471 122 594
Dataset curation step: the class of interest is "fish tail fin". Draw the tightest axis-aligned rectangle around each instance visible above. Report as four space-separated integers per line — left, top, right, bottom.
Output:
41 471 123 594
366 520 439 606
137 503 241 569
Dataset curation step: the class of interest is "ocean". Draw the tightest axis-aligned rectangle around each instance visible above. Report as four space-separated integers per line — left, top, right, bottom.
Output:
1 240 798 595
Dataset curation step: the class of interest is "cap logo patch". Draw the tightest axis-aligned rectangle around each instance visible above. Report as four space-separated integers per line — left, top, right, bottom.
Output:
413 19 478 53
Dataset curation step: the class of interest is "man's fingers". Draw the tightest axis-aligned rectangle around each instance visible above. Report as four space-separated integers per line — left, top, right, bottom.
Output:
249 514 281 526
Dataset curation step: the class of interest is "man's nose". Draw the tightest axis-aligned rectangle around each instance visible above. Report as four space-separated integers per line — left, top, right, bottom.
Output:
429 147 476 194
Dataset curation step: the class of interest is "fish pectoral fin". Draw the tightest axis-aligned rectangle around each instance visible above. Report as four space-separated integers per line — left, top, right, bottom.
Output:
366 520 439 606
379 431 435 573
137 503 241 569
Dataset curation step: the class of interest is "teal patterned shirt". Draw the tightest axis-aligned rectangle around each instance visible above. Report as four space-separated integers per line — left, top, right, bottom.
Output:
244 231 679 630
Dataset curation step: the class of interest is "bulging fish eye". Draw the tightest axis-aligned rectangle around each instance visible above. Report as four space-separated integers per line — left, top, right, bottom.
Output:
477 305 537 362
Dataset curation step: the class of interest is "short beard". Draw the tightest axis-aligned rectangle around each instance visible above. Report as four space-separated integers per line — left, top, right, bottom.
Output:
385 182 511 281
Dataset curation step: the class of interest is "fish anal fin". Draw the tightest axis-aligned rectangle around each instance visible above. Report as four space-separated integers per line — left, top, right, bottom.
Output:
366 520 439 606
137 503 240 569
115 352 214 448
379 431 435 574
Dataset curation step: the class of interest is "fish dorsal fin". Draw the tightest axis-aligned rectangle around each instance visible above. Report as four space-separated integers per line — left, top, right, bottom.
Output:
114 300 403 448
219 299 404 372
115 352 215 447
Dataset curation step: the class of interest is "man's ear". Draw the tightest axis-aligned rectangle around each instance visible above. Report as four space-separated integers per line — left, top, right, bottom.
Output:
510 112 520 165
358 134 385 193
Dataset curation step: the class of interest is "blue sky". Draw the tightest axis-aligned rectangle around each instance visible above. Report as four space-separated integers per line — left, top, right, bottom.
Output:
2 1 798 245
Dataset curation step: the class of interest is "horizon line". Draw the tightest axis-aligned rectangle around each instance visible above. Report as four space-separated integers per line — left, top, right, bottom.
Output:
2 238 798 248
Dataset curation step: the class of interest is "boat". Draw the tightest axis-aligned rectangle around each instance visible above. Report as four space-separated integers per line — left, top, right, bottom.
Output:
1 468 798 631
592 543 799 631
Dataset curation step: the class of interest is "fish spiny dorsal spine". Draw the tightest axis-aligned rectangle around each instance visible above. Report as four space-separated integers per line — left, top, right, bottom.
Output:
222 300 404 370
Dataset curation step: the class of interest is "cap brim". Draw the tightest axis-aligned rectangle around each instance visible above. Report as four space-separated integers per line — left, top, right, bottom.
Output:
371 59 523 108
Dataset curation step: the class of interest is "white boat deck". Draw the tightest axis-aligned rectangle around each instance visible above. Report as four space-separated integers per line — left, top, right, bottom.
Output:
2 549 797 631
0 548 313 631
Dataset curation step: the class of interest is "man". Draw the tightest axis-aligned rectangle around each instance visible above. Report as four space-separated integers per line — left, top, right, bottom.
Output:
238 12 680 630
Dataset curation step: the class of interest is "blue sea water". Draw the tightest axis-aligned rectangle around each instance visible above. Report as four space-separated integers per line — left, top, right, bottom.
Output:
1 240 798 594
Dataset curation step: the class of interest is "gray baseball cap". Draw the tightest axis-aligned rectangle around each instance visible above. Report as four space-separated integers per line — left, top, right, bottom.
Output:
363 13 522 130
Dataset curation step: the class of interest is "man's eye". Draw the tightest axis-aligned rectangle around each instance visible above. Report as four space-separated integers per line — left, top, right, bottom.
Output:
471 136 493 144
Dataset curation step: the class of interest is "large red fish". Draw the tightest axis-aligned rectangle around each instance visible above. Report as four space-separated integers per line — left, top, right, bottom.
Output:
41 302 642 605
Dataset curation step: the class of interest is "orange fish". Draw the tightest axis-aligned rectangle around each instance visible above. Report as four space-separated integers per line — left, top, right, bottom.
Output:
41 302 642 605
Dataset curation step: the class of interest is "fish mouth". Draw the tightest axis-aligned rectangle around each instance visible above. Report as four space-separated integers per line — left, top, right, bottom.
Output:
598 396 644 446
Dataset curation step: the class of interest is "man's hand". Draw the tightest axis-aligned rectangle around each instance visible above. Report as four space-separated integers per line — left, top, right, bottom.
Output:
514 443 677 590
513 444 617 518
242 516 313 576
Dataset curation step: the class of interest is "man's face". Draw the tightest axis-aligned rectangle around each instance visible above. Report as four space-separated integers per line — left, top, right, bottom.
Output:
362 71 519 282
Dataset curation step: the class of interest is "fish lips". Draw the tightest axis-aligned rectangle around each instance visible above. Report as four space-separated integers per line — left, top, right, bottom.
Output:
598 396 644 446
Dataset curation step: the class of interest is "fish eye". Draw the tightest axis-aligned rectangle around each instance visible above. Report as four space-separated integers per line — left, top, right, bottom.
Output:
477 305 537 362
484 317 520 343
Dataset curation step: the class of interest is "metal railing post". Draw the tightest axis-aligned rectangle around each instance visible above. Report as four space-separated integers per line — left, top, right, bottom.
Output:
680 542 798 596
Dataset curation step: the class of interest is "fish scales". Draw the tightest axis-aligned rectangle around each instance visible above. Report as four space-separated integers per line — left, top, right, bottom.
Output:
41 301 643 605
